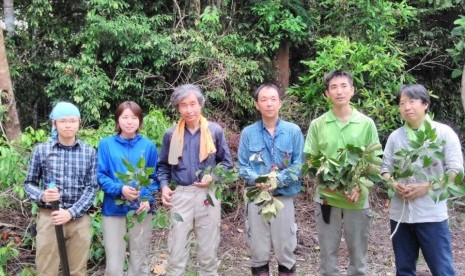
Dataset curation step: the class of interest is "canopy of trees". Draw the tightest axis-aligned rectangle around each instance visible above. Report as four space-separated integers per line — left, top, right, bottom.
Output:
1 0 465 141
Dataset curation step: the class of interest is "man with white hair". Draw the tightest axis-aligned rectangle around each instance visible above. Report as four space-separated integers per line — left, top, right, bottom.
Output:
157 84 233 276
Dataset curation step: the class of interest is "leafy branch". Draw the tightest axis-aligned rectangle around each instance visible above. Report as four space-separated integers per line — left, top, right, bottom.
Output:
115 156 154 240
170 164 238 224
244 166 300 221
196 164 239 207
386 121 465 202
305 143 383 209
0 241 19 275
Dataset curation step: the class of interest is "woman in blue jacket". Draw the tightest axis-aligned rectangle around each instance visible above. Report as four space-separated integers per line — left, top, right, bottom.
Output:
98 101 158 276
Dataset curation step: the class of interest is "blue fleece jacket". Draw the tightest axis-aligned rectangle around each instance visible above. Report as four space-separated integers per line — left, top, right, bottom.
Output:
97 134 159 216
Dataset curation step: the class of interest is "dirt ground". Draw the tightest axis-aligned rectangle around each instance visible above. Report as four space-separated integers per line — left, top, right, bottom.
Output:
113 187 465 275
3 186 465 276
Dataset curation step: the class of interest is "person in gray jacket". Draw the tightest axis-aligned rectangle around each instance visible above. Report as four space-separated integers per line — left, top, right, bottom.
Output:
381 84 463 275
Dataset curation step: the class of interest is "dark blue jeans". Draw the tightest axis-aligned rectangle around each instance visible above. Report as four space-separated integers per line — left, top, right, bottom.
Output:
390 219 455 276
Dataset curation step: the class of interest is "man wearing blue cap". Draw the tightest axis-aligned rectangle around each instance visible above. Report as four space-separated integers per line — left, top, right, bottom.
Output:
24 102 98 276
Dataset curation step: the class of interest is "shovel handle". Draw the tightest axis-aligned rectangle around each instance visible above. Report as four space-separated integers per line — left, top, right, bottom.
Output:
47 183 70 276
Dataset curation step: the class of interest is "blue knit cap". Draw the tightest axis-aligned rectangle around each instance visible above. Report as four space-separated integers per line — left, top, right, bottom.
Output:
49 102 81 140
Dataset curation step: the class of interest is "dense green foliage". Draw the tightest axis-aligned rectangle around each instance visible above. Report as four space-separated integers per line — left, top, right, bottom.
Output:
290 36 413 141
4 0 465 133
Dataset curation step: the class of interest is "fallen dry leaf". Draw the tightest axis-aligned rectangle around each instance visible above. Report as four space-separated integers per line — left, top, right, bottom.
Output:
157 253 170 260
151 264 166 275
2 230 10 240
14 236 22 244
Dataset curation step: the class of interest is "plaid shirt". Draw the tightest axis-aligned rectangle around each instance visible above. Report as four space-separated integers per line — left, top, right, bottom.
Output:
24 139 98 218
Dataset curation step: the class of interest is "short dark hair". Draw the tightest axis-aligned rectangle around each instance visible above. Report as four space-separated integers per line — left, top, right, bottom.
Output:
396 84 430 109
253 83 282 101
324 70 354 90
114 101 144 133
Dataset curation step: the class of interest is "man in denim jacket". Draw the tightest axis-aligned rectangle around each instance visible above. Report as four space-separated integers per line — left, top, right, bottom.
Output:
238 83 304 276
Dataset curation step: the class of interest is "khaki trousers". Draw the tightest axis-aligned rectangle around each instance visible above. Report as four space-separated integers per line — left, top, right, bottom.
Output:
36 209 91 276
315 203 371 276
245 196 298 270
102 214 153 276
166 185 221 276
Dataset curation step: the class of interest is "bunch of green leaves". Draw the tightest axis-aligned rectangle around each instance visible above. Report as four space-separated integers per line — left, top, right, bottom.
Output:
196 164 239 207
306 143 383 193
429 171 465 203
152 208 170 229
89 209 105 263
115 156 155 240
170 165 238 224
0 142 27 192
78 118 115 148
0 242 19 276
0 238 36 276
388 121 444 182
386 121 465 202
85 189 105 264
245 171 284 221
0 127 47 203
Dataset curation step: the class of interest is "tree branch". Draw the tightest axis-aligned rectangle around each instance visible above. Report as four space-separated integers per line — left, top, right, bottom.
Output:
461 63 465 114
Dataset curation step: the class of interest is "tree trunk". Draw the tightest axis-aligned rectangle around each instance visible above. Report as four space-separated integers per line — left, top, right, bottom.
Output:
193 0 201 18
0 29 21 142
274 41 290 90
3 0 15 36
462 63 465 114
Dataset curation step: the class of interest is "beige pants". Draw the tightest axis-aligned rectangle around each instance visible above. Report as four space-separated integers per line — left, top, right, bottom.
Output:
35 209 91 276
166 185 221 276
102 214 153 276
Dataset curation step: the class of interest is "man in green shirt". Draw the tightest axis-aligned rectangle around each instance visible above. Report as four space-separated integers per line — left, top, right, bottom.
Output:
304 70 380 275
